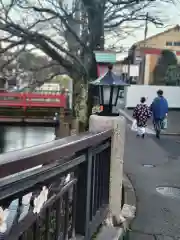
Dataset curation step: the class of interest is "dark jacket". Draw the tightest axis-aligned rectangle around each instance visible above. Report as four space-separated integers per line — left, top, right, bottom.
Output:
151 96 168 120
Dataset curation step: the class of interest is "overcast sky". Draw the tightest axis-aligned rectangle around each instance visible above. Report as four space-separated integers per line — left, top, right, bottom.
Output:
68 0 180 59
115 1 180 59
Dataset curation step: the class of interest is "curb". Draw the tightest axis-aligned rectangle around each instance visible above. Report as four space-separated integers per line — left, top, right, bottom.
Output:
119 109 180 136
97 174 136 240
119 109 134 124
96 226 124 240
123 173 136 209
160 132 180 136
120 173 136 240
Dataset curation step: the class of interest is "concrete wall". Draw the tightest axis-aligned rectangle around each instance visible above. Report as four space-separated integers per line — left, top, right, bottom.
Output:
125 85 180 108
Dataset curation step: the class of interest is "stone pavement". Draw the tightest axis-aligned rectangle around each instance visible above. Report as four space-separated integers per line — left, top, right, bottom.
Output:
124 127 180 240
121 109 180 135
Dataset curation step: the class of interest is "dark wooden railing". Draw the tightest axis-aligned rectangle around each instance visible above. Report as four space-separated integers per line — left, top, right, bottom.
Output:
0 130 112 240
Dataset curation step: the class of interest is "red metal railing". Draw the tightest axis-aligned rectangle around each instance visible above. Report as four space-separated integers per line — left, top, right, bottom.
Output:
0 92 66 109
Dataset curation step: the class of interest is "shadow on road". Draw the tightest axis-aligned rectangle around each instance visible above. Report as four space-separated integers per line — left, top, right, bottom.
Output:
152 135 180 157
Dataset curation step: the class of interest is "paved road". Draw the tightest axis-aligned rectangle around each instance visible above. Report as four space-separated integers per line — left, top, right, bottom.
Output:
124 128 180 239
123 109 180 134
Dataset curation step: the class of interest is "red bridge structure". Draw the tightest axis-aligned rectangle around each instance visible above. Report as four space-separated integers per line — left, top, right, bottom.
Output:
0 92 66 110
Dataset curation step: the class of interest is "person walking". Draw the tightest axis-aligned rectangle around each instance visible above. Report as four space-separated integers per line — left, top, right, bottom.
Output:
132 97 151 138
150 89 168 139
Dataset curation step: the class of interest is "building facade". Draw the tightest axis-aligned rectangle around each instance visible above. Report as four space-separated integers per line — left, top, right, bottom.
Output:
127 25 180 85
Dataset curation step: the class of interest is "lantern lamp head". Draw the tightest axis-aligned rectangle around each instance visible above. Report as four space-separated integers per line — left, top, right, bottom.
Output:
90 64 129 115
98 64 121 107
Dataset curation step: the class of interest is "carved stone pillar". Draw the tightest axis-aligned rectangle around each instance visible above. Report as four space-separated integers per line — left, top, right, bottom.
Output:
89 115 126 223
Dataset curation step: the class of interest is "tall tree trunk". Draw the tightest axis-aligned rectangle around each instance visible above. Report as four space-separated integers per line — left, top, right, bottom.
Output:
88 52 98 80
72 77 88 132
69 4 105 131
88 6 105 50
87 6 105 79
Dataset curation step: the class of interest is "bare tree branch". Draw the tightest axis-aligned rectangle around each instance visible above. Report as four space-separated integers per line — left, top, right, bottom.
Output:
0 0 173 85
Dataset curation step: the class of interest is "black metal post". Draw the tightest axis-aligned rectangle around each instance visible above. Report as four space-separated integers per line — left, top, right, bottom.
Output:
85 149 93 239
75 148 93 238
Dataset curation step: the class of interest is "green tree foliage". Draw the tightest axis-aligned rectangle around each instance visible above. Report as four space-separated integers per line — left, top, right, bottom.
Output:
164 65 180 85
153 49 178 85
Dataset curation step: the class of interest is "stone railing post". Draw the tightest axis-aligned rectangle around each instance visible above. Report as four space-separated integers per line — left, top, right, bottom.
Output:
89 115 126 224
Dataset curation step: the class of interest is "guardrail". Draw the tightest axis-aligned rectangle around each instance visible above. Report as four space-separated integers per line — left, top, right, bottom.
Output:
0 130 112 239
0 92 66 109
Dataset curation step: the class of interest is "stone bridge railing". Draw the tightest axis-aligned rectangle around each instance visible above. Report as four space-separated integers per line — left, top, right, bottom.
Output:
0 115 126 240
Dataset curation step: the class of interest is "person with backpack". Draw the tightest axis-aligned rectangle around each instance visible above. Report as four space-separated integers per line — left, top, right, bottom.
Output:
150 89 168 139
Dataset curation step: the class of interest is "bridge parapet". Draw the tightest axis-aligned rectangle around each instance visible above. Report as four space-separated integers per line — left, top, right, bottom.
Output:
0 129 113 239
0 92 66 109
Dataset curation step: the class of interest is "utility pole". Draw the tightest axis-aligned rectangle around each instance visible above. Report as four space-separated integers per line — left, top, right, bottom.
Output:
144 12 149 45
140 12 149 84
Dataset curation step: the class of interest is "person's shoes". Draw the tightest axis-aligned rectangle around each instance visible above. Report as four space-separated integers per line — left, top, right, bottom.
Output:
156 132 160 139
